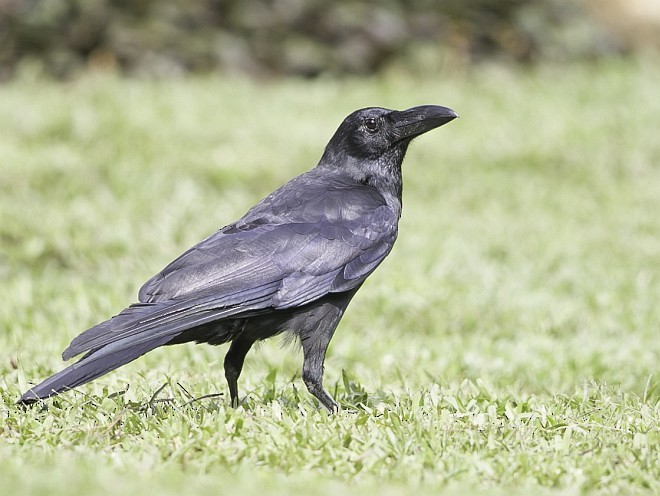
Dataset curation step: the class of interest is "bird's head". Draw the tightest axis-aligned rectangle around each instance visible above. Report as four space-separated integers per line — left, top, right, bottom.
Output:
320 105 458 166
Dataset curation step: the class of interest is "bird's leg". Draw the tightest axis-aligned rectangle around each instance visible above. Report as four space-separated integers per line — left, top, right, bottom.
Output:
300 323 339 413
224 336 255 408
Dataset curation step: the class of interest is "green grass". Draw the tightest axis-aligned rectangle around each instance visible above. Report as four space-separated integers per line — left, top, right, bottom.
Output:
1 59 659 495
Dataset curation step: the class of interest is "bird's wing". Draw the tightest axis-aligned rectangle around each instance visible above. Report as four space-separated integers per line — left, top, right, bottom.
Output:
138 171 397 304
64 173 398 360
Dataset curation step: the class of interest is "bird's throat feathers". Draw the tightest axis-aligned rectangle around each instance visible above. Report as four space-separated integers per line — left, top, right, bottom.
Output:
318 144 406 217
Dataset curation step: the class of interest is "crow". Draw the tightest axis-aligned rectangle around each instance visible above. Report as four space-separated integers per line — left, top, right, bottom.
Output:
18 105 458 411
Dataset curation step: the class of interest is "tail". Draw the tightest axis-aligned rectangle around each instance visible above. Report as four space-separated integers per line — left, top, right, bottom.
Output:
17 332 175 404
17 289 276 405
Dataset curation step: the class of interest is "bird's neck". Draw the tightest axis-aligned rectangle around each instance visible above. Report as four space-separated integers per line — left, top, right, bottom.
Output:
365 157 403 218
317 147 406 218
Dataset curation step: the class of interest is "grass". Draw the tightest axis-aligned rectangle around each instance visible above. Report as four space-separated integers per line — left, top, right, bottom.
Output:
1 59 659 495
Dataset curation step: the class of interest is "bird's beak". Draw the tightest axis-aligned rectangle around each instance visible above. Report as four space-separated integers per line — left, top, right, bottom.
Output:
390 105 459 141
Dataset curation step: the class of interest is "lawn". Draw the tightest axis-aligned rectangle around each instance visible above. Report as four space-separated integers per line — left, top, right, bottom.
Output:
1 59 658 495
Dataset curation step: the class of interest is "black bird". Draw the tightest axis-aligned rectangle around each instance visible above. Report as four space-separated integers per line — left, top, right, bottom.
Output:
18 105 458 411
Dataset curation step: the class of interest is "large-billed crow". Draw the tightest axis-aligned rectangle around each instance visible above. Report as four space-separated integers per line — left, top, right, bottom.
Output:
18 105 458 411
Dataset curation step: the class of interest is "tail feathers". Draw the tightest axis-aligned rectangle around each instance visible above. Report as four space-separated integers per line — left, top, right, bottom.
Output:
18 287 278 405
17 332 175 404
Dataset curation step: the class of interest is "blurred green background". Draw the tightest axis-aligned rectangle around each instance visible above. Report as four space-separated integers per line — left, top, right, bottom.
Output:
1 0 659 79
2 2 659 495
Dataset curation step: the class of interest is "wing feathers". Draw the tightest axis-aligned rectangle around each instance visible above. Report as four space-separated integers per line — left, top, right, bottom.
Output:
69 174 398 361
63 281 280 360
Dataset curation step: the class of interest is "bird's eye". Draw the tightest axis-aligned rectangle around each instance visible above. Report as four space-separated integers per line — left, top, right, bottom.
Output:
364 118 379 133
